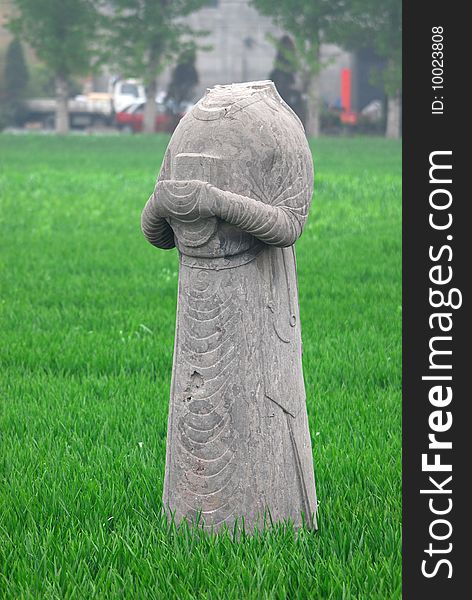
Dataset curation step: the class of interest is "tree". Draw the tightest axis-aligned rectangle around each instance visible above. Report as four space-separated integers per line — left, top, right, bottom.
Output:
327 0 402 138
106 0 208 133
251 0 344 137
268 35 306 126
165 48 199 107
3 37 29 125
7 0 102 133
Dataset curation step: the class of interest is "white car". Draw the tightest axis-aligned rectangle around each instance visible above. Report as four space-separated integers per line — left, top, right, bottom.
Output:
112 79 145 113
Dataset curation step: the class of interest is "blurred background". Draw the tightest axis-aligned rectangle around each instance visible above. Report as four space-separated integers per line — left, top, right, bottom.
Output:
0 0 401 138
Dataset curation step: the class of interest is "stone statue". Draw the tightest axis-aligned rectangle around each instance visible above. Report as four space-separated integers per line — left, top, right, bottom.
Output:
141 81 317 532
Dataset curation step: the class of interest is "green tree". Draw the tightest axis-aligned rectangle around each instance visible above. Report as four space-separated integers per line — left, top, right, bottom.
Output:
106 0 208 133
268 35 297 104
327 0 402 138
3 37 29 125
7 0 102 133
165 48 199 106
268 35 306 126
251 0 344 137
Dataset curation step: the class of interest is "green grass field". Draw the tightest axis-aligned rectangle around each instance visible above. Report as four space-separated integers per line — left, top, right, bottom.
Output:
0 134 401 599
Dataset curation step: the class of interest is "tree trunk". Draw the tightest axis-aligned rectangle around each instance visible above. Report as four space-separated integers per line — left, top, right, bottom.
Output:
143 77 158 134
55 75 69 134
304 72 321 138
386 92 401 139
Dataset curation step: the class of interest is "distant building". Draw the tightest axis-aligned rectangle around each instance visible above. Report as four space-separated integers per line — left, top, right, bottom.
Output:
158 0 352 106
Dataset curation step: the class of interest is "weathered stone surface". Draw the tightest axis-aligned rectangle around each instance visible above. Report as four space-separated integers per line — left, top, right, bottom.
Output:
141 81 317 532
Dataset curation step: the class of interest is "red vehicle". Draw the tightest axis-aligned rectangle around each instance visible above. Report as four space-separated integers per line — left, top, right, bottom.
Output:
115 101 179 133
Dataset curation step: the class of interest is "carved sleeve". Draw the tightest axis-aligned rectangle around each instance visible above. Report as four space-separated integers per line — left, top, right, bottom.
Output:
141 194 175 249
141 151 176 250
214 189 308 248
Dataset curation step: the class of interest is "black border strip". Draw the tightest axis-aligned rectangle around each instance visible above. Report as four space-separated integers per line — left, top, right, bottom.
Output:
403 2 467 597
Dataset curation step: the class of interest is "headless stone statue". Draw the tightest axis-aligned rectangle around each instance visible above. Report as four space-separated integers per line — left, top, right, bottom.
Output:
141 81 317 532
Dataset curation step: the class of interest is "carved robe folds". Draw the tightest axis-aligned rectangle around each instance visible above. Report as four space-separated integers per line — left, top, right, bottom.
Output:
141 81 317 532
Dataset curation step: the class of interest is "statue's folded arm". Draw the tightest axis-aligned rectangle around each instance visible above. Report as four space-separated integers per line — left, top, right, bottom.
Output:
141 194 176 250
214 189 307 248
141 183 308 250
